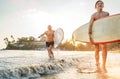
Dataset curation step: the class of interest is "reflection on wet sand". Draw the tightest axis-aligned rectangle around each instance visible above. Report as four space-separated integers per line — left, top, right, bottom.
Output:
96 73 109 79
37 51 120 79
40 74 57 79
39 70 117 79
96 72 120 79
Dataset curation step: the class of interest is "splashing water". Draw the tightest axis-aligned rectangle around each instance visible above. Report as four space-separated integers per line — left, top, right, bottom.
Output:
0 50 120 79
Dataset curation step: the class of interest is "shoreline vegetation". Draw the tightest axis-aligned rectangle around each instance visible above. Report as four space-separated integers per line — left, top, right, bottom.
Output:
3 35 120 52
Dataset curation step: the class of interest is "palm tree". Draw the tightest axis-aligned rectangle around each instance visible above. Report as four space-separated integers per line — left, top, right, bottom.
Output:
11 35 15 43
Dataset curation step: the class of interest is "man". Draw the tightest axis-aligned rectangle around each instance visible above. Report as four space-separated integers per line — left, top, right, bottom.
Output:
89 0 109 73
38 25 55 59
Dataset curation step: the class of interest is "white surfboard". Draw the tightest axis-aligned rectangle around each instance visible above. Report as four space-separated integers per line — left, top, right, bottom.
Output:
72 14 120 44
54 28 64 48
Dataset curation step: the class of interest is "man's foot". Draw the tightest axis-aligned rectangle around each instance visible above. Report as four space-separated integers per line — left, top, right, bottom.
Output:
102 67 107 73
50 57 54 60
95 67 101 73
95 63 101 73
49 55 54 60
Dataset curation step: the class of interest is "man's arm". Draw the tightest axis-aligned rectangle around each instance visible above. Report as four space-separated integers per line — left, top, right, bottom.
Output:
89 15 95 43
38 32 46 38
106 12 109 17
89 16 94 34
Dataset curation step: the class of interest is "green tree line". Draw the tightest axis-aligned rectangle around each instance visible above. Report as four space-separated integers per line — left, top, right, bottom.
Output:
3 35 120 51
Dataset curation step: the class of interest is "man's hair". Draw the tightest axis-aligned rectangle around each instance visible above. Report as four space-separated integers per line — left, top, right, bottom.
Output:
95 0 104 8
48 25 52 29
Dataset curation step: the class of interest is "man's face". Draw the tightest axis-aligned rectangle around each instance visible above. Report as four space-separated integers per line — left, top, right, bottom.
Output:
95 1 104 9
48 25 52 30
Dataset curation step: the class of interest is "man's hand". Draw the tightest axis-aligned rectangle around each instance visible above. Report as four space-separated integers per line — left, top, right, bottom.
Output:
38 36 40 38
89 33 94 44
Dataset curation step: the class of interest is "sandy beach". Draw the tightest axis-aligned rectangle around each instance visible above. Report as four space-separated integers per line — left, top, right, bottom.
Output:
0 50 120 79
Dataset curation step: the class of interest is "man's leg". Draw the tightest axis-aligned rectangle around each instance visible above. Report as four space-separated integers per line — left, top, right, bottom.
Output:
94 44 100 72
47 47 52 59
49 45 54 59
46 42 52 59
101 44 107 73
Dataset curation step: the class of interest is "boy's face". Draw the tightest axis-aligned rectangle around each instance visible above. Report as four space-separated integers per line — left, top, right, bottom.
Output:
95 1 104 9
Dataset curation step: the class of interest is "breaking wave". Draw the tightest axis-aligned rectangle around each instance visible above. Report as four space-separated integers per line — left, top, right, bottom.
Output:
0 56 86 79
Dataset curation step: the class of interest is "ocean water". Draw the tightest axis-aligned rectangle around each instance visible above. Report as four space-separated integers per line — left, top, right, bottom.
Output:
0 50 120 79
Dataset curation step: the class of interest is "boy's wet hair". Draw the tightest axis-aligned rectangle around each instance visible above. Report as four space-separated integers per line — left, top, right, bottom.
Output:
95 0 104 8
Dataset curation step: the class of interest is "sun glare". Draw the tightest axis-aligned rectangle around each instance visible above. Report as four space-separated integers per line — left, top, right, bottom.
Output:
16 9 61 37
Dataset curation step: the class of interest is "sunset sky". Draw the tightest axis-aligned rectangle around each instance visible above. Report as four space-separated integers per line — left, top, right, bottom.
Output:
0 0 120 49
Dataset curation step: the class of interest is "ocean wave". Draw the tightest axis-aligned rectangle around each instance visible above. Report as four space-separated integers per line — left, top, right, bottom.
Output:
0 57 81 79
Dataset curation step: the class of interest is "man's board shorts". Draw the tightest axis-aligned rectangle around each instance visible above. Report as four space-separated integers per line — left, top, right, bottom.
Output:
46 41 54 47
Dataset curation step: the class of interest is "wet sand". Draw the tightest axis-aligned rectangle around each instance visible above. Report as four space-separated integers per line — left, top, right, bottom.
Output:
0 50 120 79
38 51 120 79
